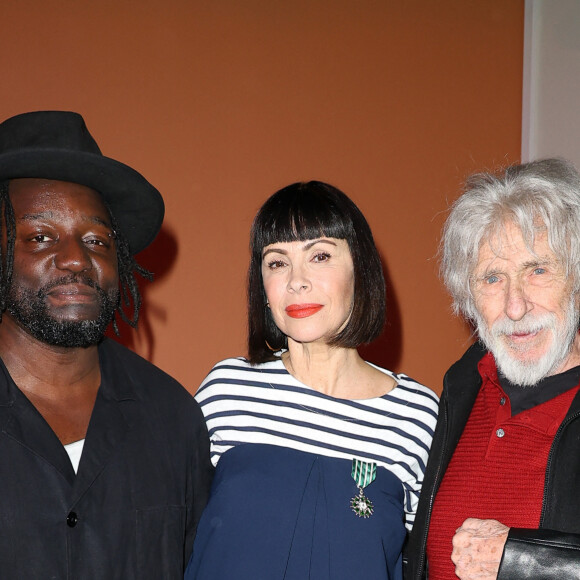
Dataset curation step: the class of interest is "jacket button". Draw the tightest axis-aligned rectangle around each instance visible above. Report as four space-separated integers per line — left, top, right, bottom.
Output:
67 512 78 527
500 397 506 406
496 428 505 438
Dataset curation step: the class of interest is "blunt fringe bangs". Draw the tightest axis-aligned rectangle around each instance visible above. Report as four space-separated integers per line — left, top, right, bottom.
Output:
441 157 580 321
248 181 386 364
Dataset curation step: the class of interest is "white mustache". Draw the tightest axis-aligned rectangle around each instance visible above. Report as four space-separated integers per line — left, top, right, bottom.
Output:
491 314 556 337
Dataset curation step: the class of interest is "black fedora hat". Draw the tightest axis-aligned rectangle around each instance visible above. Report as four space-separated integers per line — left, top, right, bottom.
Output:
0 110 164 255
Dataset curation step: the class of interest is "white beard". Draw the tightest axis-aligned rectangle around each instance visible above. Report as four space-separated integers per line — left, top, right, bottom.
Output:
475 298 580 386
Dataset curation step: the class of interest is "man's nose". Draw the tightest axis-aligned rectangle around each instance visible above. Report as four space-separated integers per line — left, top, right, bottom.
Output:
504 279 532 321
54 238 92 272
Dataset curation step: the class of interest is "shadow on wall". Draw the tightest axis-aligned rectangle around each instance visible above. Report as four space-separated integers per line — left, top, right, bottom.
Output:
359 257 402 373
108 226 178 360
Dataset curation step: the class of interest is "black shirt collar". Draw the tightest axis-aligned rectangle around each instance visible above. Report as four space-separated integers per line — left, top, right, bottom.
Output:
498 365 580 416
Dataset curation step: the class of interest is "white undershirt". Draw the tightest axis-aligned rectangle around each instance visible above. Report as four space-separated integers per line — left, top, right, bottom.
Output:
64 439 85 473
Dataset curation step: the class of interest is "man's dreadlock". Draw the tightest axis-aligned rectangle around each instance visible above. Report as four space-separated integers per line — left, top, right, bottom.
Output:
0 180 152 333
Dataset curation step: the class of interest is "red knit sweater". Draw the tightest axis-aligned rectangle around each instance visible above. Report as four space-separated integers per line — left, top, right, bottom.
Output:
426 353 579 580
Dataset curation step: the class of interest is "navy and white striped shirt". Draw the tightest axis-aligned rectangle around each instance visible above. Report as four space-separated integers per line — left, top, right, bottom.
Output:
195 357 439 529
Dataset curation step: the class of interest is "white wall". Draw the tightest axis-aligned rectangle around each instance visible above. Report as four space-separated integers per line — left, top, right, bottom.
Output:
522 0 580 166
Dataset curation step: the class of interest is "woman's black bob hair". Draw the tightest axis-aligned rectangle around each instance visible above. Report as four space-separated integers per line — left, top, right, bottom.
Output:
248 180 385 364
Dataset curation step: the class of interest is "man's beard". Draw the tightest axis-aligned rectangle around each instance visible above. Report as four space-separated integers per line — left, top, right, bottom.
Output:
6 276 119 348
475 297 580 386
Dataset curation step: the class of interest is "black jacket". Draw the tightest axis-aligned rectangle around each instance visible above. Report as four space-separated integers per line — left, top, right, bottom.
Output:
404 341 580 580
0 338 213 579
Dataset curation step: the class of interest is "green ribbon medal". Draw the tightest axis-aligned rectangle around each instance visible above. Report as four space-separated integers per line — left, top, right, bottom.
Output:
350 459 377 518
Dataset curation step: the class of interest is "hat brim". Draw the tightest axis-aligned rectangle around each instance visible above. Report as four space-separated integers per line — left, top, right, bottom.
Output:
0 149 164 255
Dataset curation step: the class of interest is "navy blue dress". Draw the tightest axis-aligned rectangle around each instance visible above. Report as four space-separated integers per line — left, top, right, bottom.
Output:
186 444 406 579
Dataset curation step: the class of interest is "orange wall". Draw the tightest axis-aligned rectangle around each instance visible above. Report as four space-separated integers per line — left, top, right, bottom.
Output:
1 1 524 394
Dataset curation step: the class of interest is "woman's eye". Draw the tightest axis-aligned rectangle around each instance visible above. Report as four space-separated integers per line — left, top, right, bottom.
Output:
533 267 546 275
312 252 331 263
485 275 500 284
267 259 286 269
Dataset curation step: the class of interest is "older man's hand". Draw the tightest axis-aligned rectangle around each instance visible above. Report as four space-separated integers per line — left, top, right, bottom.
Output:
451 518 509 580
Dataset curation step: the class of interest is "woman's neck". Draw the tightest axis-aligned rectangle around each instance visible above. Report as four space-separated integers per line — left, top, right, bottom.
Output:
282 341 395 399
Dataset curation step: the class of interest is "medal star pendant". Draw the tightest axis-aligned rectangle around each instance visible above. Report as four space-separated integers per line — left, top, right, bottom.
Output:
350 487 374 518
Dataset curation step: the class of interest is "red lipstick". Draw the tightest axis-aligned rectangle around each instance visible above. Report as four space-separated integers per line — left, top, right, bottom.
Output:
285 304 323 319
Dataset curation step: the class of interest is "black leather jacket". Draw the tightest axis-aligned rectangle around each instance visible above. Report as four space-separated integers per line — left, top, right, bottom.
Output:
404 341 580 580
